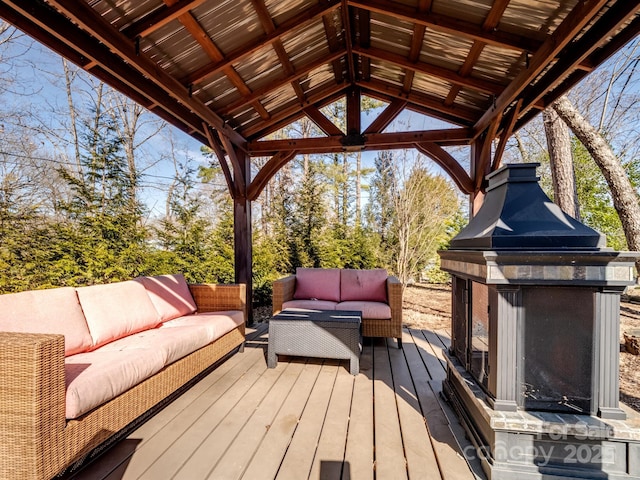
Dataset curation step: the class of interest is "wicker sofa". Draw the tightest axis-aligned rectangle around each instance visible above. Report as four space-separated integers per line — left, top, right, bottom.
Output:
0 274 246 480
272 268 403 347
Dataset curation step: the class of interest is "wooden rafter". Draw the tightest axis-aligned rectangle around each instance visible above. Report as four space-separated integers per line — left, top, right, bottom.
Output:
322 10 345 83
342 0 357 84
35 0 246 147
354 45 505 95
402 0 431 93
359 79 480 125
444 0 510 106
163 0 270 121
244 85 349 140
250 0 306 103
516 1 640 128
179 0 342 87
348 0 541 53
1 0 245 147
304 107 344 136
219 51 344 117
219 133 245 196
123 0 208 38
363 99 407 135
414 142 474 194
473 0 609 137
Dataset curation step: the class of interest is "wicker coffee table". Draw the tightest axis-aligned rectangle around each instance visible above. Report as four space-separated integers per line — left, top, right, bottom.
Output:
267 309 362 375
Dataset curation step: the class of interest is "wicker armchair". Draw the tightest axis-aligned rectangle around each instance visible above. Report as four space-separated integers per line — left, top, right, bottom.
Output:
273 272 403 347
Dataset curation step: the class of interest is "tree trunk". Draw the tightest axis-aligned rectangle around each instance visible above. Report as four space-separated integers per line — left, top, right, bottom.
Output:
543 107 580 220
553 95 640 268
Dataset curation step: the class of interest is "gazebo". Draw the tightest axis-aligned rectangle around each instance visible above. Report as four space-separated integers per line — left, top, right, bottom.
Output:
2 1 640 479
2 0 638 315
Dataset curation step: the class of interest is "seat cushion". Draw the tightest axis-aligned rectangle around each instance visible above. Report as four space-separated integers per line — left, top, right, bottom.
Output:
0 287 92 356
283 299 339 311
134 274 197 322
65 345 165 419
336 301 391 319
160 310 245 342
340 269 388 302
293 268 341 302
77 280 161 348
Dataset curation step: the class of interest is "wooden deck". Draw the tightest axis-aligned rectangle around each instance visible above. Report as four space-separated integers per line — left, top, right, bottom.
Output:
64 324 485 480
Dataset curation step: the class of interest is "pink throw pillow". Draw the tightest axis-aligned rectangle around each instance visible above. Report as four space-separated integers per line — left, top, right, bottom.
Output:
0 287 92 356
77 280 161 348
293 268 341 302
134 274 197 322
340 269 388 302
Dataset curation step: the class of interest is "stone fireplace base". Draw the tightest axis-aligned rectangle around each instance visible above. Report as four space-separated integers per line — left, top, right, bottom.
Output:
444 353 640 480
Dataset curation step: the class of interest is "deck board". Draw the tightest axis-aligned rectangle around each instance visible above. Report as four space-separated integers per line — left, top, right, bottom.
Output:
66 324 483 480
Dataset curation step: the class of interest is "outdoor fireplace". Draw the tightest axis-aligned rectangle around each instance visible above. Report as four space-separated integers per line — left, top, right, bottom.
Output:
439 163 640 480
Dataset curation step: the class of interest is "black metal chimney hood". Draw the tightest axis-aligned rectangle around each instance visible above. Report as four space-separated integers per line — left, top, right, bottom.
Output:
450 163 606 250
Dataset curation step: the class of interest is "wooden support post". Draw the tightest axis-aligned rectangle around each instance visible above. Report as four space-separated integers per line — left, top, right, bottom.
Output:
232 147 253 325
470 137 487 216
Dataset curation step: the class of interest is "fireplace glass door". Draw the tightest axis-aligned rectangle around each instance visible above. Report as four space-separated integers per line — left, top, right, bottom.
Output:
521 287 594 414
470 282 489 390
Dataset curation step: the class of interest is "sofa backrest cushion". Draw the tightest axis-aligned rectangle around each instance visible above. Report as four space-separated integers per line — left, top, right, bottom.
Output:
0 287 92 356
134 274 197 322
293 268 341 302
77 280 161 348
340 269 388 302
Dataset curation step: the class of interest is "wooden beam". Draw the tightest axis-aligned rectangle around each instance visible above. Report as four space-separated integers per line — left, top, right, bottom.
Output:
219 133 245 195
322 10 345 84
41 0 247 148
492 99 521 171
247 128 472 155
363 99 407 134
250 0 306 103
347 87 361 134
248 150 298 200
169 2 270 121
1 0 239 146
473 0 608 137
304 107 344 136
516 1 640 129
348 0 541 53
219 50 345 116
359 78 481 124
444 0 509 106
414 142 474 194
203 123 235 197
123 0 208 38
342 0 357 83
182 0 342 87
475 116 500 191
354 45 504 95
243 83 349 139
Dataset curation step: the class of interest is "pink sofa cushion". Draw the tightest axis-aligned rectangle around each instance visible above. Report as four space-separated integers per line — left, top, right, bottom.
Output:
77 280 161 348
340 269 388 302
282 299 339 311
293 268 341 302
161 310 244 342
65 345 165 419
134 274 197 322
336 301 391 319
0 287 92 356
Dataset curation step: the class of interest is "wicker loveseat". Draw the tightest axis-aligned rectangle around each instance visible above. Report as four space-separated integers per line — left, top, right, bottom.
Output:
272 268 403 347
0 274 246 480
